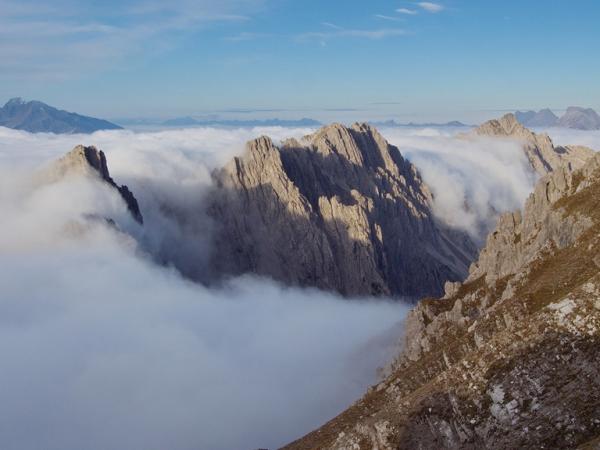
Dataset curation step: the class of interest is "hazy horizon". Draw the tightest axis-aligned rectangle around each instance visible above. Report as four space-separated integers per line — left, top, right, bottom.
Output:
2 0 599 120
2 97 596 127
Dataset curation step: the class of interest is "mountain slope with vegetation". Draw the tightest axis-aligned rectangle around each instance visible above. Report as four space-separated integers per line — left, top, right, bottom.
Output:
284 126 600 450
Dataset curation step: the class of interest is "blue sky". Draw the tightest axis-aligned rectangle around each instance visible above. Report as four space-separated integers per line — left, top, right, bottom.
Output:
1 0 599 121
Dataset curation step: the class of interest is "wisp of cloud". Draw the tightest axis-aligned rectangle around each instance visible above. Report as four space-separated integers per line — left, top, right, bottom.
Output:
380 126 537 240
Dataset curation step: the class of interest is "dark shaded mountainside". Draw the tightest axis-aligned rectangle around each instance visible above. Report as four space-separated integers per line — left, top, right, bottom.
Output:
0 98 122 134
208 123 477 298
283 136 600 448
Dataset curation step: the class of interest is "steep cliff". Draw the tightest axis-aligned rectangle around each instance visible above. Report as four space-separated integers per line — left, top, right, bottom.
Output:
284 152 600 449
209 123 477 298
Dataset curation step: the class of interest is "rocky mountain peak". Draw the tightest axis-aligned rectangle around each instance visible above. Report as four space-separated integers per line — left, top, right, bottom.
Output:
306 122 408 174
47 145 143 223
61 145 111 179
209 123 477 297
515 109 559 127
558 106 600 130
473 114 594 176
477 113 523 135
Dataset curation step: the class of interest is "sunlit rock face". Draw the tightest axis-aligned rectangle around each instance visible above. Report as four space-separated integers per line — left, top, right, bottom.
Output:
41 145 143 224
209 122 477 298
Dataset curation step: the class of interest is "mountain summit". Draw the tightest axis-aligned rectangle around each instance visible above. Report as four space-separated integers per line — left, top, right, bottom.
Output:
39 145 143 224
0 98 122 134
558 106 600 130
473 113 593 176
208 123 477 298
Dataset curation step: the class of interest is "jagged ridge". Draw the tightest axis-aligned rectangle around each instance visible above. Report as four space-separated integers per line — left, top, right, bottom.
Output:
209 123 477 298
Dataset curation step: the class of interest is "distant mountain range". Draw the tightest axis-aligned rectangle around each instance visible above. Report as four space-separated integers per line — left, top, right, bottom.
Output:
370 119 469 127
0 98 122 134
161 116 322 127
515 106 600 130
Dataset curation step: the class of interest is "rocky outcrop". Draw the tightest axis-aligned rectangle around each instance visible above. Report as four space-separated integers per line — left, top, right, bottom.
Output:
283 153 600 449
209 123 477 297
473 113 594 176
558 106 600 130
41 145 143 223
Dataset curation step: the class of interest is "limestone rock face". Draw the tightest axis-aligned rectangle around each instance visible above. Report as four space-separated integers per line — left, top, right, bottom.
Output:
283 152 600 450
467 162 593 284
209 123 477 297
473 113 594 176
43 145 143 223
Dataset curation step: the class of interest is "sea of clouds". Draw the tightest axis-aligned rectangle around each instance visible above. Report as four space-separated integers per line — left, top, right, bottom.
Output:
1 123 596 450
0 125 407 450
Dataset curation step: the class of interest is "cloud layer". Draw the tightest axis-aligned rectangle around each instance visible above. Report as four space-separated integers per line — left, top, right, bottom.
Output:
0 125 407 450
379 126 537 240
1 120 582 449
543 127 600 151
